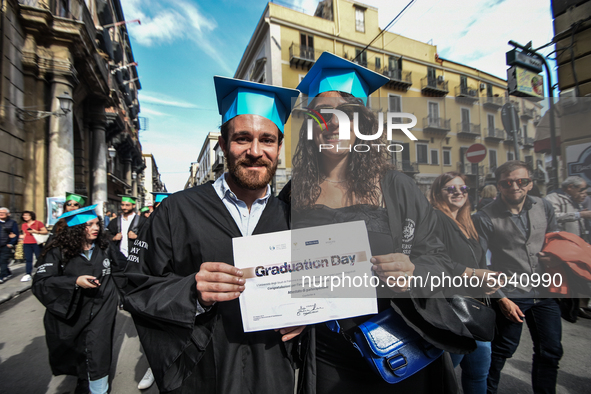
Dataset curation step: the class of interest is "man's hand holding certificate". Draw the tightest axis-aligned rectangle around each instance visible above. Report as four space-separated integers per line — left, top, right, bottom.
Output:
233 221 377 332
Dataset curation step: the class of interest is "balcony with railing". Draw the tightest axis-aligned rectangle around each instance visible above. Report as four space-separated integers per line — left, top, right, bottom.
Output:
455 85 479 104
483 96 504 110
289 43 321 70
421 76 449 96
484 127 505 142
213 153 224 171
394 160 419 175
522 137 534 148
521 107 536 120
381 69 412 91
423 116 451 133
457 123 481 138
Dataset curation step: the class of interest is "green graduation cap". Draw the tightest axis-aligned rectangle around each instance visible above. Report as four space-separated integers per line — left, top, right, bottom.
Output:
140 206 150 213
214 76 300 133
297 52 389 104
65 192 87 206
58 204 99 227
151 192 171 204
118 194 137 204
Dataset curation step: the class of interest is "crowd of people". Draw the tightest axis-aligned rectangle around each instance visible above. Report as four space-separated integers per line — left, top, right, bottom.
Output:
1 51 590 394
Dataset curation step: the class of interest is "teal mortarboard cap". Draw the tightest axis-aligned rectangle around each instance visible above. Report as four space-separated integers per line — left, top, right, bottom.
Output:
150 192 171 204
214 76 300 133
65 192 87 205
297 52 389 104
58 204 99 227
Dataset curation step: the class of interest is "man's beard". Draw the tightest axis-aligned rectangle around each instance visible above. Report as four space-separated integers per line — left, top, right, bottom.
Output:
227 157 278 190
502 193 527 206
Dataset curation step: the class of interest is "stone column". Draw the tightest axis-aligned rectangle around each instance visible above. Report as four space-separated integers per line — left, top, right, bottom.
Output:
132 176 138 198
91 117 108 217
48 77 74 197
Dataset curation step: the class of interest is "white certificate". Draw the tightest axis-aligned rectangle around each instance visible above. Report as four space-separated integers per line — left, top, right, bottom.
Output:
233 221 378 332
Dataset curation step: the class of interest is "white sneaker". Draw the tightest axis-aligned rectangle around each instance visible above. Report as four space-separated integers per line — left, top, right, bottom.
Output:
138 368 154 390
20 274 32 282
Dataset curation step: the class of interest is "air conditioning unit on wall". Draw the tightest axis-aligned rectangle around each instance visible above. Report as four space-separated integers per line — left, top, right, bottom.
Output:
437 76 445 83
559 88 577 107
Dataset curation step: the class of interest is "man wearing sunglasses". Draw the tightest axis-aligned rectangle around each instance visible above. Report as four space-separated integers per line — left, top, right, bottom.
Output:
473 160 561 394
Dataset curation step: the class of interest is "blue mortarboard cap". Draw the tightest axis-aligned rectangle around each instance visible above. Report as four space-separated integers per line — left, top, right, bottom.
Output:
214 76 300 133
297 52 389 104
151 192 171 204
58 204 99 227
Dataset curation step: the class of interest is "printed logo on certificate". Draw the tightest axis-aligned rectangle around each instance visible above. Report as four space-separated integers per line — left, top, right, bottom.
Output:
233 221 378 332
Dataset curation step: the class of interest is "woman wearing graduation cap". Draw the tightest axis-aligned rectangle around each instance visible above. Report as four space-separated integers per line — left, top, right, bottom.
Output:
33 205 119 394
291 52 475 393
50 192 87 238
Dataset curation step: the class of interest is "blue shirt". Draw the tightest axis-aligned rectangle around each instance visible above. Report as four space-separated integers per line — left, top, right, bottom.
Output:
81 243 95 260
212 173 271 236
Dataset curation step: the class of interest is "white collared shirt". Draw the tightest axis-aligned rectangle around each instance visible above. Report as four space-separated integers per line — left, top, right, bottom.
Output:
212 173 271 236
120 212 136 257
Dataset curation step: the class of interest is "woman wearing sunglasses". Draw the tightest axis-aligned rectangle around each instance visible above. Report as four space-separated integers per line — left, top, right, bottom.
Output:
430 172 501 394
291 52 474 394
47 193 87 246
33 206 119 394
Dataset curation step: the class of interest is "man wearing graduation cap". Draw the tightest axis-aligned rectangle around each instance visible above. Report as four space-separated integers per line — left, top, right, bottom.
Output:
122 77 302 393
107 195 145 258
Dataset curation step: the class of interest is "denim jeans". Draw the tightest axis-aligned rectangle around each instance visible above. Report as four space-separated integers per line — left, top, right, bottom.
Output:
0 246 12 279
23 243 40 275
88 375 109 394
451 340 492 394
487 296 563 394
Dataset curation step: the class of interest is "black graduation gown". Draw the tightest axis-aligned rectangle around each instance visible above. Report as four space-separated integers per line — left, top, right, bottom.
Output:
32 246 119 380
120 183 294 393
107 213 145 251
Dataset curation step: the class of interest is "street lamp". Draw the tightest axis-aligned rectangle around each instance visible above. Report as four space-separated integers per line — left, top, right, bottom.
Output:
16 91 74 122
108 146 117 159
57 92 74 114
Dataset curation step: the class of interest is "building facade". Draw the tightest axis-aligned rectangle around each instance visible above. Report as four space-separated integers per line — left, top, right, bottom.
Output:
0 0 143 220
233 0 546 196
189 131 221 187
139 152 166 208
550 0 591 187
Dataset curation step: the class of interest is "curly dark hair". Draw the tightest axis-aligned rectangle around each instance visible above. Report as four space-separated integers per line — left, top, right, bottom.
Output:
41 218 109 263
291 92 391 209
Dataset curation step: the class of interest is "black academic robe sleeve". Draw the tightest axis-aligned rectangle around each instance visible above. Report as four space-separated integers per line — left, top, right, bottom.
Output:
32 247 81 320
122 197 199 328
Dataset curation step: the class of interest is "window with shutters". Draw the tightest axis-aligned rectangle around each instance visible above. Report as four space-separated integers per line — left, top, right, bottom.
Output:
355 7 365 32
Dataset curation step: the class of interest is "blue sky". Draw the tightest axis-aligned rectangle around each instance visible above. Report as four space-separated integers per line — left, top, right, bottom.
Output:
120 0 556 192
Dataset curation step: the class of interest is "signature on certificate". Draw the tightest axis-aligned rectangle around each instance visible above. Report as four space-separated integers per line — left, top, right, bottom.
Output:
297 303 324 316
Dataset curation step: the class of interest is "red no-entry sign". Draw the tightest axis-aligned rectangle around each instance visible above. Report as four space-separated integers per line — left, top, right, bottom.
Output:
466 143 487 164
